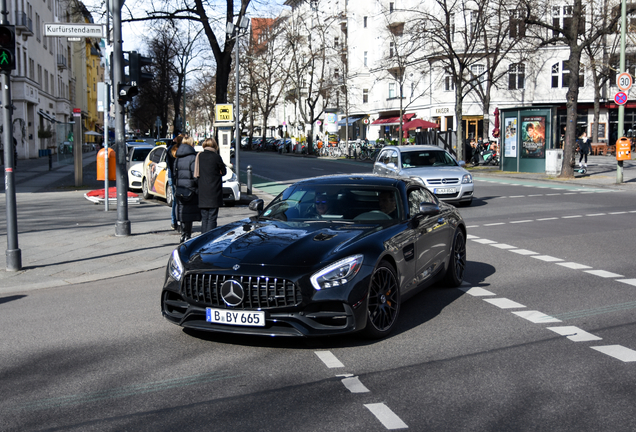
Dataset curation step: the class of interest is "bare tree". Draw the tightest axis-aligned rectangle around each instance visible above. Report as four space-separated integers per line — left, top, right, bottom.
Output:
245 17 289 150
522 0 633 177
411 0 493 162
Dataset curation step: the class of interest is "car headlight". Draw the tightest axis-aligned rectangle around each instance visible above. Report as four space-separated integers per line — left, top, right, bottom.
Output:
228 171 237 182
168 249 184 281
131 170 142 178
310 254 363 290
462 173 473 184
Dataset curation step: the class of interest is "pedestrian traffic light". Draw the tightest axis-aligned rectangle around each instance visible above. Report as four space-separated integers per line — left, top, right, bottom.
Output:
0 25 16 72
128 51 153 88
118 83 138 104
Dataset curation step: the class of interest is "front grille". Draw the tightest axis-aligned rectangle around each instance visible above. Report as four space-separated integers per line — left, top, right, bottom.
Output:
427 178 460 185
182 274 302 309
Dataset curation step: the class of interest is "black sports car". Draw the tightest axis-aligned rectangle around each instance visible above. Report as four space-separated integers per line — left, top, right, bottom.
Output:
162 175 466 338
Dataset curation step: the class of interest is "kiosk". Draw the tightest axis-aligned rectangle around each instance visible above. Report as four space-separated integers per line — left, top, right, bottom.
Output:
500 107 556 173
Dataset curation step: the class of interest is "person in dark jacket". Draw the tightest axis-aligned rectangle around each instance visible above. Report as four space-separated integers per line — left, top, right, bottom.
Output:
577 131 591 168
195 138 227 233
174 136 201 242
166 134 183 231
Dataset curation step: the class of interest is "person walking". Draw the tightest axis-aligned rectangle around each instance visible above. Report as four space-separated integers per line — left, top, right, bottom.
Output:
174 135 201 243
577 131 591 168
195 138 227 233
166 134 183 231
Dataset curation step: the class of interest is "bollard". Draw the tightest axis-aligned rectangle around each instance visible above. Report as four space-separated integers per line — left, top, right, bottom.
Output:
246 165 252 195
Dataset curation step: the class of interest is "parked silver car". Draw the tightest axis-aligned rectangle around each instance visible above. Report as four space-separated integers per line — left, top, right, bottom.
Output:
373 145 474 206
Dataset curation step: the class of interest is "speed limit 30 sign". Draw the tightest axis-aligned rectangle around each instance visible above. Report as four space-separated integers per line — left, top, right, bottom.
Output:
617 72 633 91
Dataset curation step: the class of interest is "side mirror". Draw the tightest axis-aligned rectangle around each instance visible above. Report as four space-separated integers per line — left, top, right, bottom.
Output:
418 203 441 217
249 199 264 213
458 160 466 167
157 161 167 170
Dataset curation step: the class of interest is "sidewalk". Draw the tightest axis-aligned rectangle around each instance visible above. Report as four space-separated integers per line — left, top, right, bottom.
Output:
0 151 267 294
0 151 633 294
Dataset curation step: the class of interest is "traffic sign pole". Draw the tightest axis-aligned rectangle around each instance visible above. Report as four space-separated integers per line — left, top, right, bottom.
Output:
1 1 21 270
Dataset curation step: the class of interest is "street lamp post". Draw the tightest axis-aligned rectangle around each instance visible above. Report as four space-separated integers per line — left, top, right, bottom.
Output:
226 17 250 192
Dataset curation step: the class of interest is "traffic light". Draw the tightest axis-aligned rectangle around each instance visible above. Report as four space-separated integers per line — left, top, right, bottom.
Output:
118 83 138 104
0 25 16 72
128 51 153 88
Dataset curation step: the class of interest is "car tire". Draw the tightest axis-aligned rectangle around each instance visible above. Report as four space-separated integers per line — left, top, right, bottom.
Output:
142 178 151 200
166 185 173 206
443 229 466 287
362 261 400 339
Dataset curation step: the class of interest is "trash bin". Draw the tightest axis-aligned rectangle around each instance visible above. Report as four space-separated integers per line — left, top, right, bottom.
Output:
545 149 563 175
97 148 116 181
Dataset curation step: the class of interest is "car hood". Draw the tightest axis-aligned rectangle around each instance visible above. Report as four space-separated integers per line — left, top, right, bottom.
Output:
182 219 381 269
128 162 143 172
399 165 468 178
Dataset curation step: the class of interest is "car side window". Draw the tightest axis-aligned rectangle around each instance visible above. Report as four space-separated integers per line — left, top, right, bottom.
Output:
389 150 398 166
378 150 389 164
408 187 436 216
150 148 163 164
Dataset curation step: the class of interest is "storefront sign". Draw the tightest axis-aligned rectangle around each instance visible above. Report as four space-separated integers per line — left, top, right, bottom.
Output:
435 107 450 114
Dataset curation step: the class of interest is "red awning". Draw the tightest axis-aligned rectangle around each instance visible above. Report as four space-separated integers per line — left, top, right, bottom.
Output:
371 113 415 126
402 118 439 130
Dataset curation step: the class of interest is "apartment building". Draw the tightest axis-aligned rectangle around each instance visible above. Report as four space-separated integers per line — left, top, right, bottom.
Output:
274 0 634 147
1 0 102 160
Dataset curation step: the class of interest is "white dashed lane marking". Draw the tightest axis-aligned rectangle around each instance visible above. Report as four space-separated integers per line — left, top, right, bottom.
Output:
547 326 603 342
315 351 344 368
483 298 526 309
465 235 636 362
590 346 636 362
364 403 409 430
341 376 370 393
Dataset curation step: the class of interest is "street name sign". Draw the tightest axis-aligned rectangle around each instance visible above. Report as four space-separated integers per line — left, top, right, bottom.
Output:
44 23 106 38
617 73 633 92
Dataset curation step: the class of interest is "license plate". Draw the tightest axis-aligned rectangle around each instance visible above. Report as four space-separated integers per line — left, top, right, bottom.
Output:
206 308 265 327
434 187 457 194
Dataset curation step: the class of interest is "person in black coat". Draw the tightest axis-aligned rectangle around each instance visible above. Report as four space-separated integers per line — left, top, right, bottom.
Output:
174 136 201 242
166 134 183 231
577 131 591 168
195 138 227 233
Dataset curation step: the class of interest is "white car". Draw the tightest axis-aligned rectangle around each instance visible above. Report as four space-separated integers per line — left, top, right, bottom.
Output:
142 145 240 205
373 145 474 206
127 144 155 190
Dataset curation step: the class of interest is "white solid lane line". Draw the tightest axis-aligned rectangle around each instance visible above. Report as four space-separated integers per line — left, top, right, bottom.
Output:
591 345 636 362
546 326 602 342
513 310 562 323
364 403 409 430
483 298 526 309
314 351 344 368
341 376 370 393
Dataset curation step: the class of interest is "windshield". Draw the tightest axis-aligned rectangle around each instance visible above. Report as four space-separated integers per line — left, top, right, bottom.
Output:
262 184 402 222
401 150 457 168
131 148 152 162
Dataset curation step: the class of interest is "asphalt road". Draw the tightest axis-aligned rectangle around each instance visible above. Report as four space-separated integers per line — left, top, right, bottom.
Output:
2 152 636 431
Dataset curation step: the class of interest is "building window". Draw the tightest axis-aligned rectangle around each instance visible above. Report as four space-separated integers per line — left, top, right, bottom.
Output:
363 89 369 103
389 42 395 58
364 16 367 28
552 61 584 87
389 2 394 13
508 63 525 89
364 51 368 67
334 37 339 48
388 82 396 98
552 5 585 37
471 64 485 86
509 9 526 38
449 13 455 42
444 69 455 91
470 10 480 37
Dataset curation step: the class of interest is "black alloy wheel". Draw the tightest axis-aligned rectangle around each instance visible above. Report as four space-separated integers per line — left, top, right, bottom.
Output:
443 229 466 287
363 261 400 339
142 178 151 200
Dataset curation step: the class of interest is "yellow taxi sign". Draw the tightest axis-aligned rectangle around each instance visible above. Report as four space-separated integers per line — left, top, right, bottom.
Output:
215 104 233 122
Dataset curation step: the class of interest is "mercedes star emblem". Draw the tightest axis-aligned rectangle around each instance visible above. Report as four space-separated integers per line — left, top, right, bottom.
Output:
233 264 240 271
221 280 244 307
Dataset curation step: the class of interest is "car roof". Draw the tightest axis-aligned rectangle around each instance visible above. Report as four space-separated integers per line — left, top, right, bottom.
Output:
293 174 420 189
382 145 446 153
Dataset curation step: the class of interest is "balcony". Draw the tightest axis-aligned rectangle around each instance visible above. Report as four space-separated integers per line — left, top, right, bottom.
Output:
15 12 34 37
57 54 67 70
